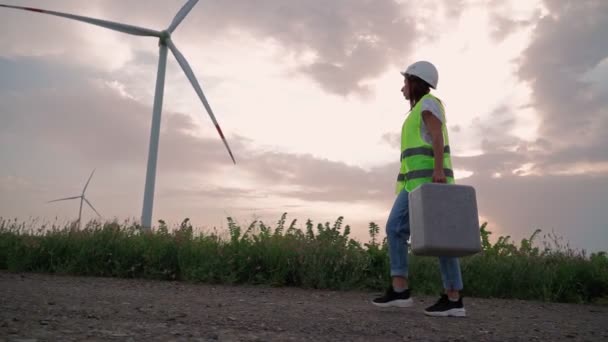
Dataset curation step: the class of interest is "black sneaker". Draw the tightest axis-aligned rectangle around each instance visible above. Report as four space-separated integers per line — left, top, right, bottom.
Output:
424 294 466 317
372 287 413 308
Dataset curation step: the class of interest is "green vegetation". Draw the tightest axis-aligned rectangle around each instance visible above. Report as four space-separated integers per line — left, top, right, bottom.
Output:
1 215 606 304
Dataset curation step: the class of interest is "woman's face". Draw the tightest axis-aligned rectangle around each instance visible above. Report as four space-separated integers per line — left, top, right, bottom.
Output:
401 77 410 100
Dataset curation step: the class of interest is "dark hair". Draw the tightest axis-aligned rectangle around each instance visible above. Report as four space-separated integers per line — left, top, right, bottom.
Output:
406 75 431 109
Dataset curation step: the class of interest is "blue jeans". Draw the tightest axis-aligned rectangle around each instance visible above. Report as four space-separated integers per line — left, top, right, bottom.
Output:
386 189 464 290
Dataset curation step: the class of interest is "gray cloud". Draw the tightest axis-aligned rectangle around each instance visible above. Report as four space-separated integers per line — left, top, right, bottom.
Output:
458 172 608 253
484 0 541 43
518 0 608 155
453 0 608 176
185 0 416 96
442 0 467 19
0 0 90 56
241 152 397 203
0 0 417 97
489 13 536 42
380 132 400 149
0 56 396 206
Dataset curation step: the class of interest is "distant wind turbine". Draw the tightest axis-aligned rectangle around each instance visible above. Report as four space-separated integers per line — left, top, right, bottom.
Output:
1 0 237 230
48 169 101 229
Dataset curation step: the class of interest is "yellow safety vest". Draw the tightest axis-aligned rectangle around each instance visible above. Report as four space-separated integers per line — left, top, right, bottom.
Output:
396 93 455 193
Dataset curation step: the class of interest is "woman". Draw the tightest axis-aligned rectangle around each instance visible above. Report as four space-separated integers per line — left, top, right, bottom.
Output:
372 61 466 317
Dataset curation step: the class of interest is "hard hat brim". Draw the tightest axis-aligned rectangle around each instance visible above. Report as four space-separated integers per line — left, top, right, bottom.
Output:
400 72 436 89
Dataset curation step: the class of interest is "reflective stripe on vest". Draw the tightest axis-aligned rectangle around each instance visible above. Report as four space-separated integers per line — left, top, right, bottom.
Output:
397 168 454 181
401 145 451 161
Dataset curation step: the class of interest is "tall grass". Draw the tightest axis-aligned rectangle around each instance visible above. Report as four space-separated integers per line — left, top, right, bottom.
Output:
0 215 606 304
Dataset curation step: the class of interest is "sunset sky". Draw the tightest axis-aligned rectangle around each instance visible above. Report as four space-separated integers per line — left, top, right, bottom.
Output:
1 0 606 252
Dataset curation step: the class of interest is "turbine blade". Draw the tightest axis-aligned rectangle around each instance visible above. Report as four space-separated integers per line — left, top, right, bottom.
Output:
0 4 161 37
84 198 101 217
82 169 95 195
47 196 80 203
168 0 199 33
166 40 236 164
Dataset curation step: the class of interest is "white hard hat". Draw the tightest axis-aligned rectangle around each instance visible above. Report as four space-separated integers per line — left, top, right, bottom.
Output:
401 61 438 89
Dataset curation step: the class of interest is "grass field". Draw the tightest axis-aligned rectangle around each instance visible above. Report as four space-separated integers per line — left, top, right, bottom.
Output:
1 214 606 304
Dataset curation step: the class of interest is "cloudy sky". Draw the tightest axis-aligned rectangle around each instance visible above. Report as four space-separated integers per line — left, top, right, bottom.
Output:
0 0 606 252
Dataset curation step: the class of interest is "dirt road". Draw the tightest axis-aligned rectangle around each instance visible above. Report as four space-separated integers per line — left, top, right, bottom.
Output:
0 272 606 341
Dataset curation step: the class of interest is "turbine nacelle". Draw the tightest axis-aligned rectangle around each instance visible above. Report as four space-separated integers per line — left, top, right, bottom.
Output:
159 30 171 45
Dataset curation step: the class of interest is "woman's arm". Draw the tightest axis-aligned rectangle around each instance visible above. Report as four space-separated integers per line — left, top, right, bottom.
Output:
422 110 446 183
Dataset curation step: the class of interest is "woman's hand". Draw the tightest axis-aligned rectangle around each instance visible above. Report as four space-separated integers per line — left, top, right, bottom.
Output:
432 168 447 183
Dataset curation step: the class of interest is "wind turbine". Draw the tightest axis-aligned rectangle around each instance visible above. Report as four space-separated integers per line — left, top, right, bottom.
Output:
48 169 101 229
0 0 236 230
